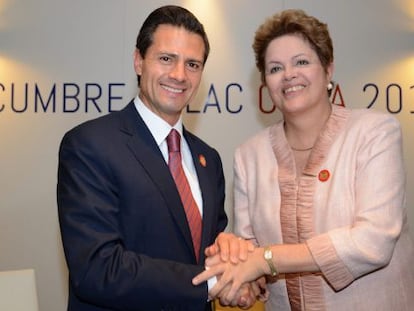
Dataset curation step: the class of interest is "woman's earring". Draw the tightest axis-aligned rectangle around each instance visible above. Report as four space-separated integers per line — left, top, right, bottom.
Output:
327 82 333 91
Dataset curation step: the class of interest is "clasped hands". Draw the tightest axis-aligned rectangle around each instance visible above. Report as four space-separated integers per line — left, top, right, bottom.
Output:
193 233 269 309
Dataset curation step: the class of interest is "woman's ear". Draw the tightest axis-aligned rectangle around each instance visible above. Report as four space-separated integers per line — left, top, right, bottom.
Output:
326 62 334 83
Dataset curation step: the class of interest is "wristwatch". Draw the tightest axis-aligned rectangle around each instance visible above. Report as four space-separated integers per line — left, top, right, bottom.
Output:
264 246 278 277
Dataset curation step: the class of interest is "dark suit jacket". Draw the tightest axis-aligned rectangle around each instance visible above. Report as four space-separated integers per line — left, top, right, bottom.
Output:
57 101 227 311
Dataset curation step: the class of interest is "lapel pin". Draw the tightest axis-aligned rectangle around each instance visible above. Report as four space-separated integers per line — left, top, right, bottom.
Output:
318 169 330 182
199 154 207 167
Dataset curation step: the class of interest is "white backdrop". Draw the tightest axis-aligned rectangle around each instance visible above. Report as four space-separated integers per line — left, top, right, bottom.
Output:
1 0 413 310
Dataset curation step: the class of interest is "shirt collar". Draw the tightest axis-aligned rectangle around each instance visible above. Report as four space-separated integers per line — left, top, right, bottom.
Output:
133 96 183 146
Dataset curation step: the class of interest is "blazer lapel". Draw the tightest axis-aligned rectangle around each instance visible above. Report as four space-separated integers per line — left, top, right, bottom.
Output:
118 102 195 256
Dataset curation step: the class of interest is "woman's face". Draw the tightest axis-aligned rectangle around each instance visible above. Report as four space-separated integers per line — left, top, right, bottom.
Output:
263 34 333 116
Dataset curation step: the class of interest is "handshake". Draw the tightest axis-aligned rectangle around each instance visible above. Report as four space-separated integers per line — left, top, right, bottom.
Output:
192 233 271 309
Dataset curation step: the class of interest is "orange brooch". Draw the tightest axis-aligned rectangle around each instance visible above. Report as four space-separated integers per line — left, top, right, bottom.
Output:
199 154 207 167
318 169 330 182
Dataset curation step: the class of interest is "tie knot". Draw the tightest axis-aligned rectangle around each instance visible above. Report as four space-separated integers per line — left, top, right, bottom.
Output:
167 129 181 153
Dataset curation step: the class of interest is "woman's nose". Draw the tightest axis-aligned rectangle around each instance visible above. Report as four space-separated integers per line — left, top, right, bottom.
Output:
283 65 296 81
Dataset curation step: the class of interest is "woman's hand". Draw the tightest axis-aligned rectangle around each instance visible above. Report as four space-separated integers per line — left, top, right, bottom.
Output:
205 232 255 264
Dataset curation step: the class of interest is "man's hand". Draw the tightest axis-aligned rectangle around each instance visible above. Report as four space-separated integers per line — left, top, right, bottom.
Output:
215 282 257 309
195 247 267 304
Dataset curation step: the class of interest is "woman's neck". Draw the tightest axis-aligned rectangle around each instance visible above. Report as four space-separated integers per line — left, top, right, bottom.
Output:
284 103 332 151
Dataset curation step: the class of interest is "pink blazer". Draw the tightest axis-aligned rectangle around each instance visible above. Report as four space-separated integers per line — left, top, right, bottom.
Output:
234 104 414 310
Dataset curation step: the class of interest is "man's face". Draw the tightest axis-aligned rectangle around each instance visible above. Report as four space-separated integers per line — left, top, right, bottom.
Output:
134 24 205 125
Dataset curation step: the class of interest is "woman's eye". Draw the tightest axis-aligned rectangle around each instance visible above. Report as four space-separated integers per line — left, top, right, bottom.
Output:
297 59 309 66
269 66 282 74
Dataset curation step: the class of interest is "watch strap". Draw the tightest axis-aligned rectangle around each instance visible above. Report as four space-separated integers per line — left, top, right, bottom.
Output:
264 246 278 277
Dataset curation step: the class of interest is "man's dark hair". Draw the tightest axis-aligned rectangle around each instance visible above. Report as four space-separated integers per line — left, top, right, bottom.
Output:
135 5 210 85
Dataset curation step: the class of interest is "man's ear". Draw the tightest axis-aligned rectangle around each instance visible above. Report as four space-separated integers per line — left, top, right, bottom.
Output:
134 49 143 76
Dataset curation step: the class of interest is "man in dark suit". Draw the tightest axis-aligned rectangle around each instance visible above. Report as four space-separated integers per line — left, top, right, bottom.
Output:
57 5 252 311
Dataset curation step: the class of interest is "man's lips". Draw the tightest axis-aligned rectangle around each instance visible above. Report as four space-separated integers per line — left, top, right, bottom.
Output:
162 84 185 93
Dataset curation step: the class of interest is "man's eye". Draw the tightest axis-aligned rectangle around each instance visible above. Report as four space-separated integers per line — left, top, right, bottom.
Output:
160 56 171 62
187 62 202 72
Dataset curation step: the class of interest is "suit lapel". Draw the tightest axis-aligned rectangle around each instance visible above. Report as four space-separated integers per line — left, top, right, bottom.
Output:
118 102 195 257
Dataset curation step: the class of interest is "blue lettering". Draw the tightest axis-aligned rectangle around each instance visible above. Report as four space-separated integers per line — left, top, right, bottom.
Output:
35 83 56 112
12 83 28 113
108 83 125 112
225 83 243 113
0 83 4 112
85 83 102 113
186 103 200 113
63 83 80 112
203 84 221 113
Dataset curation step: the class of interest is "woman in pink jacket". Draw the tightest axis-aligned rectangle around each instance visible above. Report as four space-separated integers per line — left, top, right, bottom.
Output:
194 9 414 310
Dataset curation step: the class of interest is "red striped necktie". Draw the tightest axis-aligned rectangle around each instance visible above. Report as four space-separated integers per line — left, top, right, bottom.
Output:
166 129 202 262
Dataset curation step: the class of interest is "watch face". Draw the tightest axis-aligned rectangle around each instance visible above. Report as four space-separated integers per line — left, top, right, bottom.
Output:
264 249 272 260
